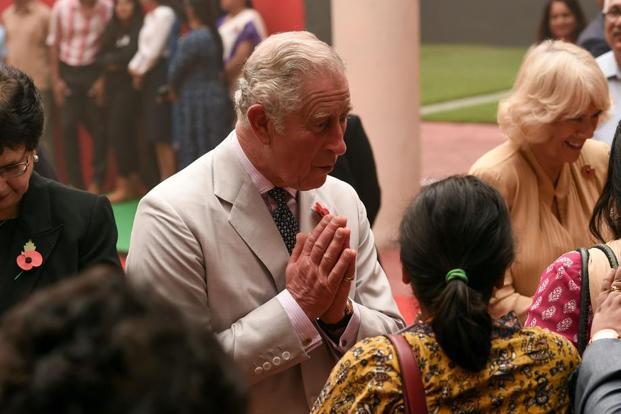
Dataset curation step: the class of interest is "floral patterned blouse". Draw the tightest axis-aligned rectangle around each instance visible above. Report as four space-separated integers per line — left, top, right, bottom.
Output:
310 313 579 414
525 251 587 347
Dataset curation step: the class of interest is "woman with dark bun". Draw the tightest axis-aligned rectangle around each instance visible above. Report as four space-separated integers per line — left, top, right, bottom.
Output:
311 176 579 413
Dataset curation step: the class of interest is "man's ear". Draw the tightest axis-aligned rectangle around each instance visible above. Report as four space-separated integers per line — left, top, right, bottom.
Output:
247 104 272 145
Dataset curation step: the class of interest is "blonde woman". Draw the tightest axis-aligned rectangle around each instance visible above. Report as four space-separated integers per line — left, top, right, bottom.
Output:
470 40 611 321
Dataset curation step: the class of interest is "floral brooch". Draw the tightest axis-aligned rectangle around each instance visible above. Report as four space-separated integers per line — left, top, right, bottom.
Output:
581 164 595 178
312 201 330 218
15 240 43 280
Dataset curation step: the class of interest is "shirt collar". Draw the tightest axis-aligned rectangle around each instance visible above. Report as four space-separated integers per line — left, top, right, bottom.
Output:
232 132 297 198
597 50 621 79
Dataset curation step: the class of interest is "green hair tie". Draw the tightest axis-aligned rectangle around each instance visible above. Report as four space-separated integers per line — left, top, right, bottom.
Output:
445 268 468 284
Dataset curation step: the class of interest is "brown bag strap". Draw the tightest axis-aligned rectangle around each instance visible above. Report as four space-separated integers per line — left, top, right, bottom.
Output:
386 334 428 414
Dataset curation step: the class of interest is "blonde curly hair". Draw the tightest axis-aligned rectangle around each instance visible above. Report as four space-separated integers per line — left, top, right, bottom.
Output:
497 40 610 144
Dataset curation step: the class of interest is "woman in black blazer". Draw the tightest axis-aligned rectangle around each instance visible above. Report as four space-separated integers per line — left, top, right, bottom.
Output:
0 65 121 315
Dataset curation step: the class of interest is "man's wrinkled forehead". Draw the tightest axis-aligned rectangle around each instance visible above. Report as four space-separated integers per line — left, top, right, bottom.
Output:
301 73 351 120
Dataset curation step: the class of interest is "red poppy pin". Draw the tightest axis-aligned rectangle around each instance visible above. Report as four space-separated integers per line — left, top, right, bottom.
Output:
312 201 330 218
15 240 43 279
581 164 595 178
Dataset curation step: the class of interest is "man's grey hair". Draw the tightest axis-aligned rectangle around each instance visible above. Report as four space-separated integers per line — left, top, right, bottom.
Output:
234 31 346 133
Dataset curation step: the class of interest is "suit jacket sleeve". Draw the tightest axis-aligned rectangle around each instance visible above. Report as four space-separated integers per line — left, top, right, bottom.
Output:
126 192 311 384
79 195 121 270
575 339 621 413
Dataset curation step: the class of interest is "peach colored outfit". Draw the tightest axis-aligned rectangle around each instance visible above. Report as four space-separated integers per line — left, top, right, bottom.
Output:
470 139 609 320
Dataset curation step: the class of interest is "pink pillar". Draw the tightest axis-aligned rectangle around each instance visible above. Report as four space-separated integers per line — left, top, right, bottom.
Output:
332 0 421 247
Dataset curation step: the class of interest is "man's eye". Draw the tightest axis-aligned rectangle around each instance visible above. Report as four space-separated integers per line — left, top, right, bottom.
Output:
315 121 330 130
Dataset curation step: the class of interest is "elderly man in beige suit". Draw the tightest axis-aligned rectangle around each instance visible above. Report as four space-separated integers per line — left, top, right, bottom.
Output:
126 31 404 414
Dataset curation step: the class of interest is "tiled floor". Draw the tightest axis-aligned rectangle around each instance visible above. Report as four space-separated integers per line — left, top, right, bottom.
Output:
381 121 504 323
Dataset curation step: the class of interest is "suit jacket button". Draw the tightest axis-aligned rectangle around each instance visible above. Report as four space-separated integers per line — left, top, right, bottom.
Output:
282 351 291 360
272 356 282 366
262 361 272 371
254 366 264 375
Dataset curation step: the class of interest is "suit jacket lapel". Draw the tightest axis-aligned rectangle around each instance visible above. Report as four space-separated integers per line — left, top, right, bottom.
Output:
212 136 289 291
2 174 62 307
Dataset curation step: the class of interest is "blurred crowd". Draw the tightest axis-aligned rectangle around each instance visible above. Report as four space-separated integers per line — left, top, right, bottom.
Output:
0 0 266 201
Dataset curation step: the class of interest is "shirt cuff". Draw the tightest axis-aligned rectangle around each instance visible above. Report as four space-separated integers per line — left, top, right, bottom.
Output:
128 55 146 76
322 301 361 352
277 290 322 353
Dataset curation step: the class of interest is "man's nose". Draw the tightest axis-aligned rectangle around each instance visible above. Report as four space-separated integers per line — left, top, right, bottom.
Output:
328 120 347 156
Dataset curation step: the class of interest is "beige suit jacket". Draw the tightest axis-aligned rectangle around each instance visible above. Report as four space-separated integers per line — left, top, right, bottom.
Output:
126 134 405 414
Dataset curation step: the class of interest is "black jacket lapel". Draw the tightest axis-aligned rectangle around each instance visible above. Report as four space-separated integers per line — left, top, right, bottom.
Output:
0 173 62 313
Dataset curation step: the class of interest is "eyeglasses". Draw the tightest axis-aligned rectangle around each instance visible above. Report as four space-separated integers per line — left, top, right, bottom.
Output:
605 7 621 21
0 153 35 179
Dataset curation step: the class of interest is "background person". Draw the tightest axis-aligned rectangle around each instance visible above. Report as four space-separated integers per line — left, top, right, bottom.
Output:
126 31 404 414
470 40 610 321
593 0 621 145
217 0 266 90
47 0 111 192
0 265 248 414
537 0 587 43
2 0 54 163
0 65 120 316
169 0 232 169
578 0 610 57
312 176 579 413
330 114 381 227
128 0 176 181
97 0 146 202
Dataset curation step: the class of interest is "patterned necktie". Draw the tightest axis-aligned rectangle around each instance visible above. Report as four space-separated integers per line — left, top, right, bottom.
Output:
268 187 299 254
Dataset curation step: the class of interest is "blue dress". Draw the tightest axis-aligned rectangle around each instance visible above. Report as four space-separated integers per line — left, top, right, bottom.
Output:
169 28 233 169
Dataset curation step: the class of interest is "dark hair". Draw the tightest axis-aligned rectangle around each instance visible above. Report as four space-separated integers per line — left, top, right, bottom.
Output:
399 176 514 372
111 0 143 28
0 266 247 414
537 0 586 43
185 0 224 68
590 121 621 241
0 65 43 154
